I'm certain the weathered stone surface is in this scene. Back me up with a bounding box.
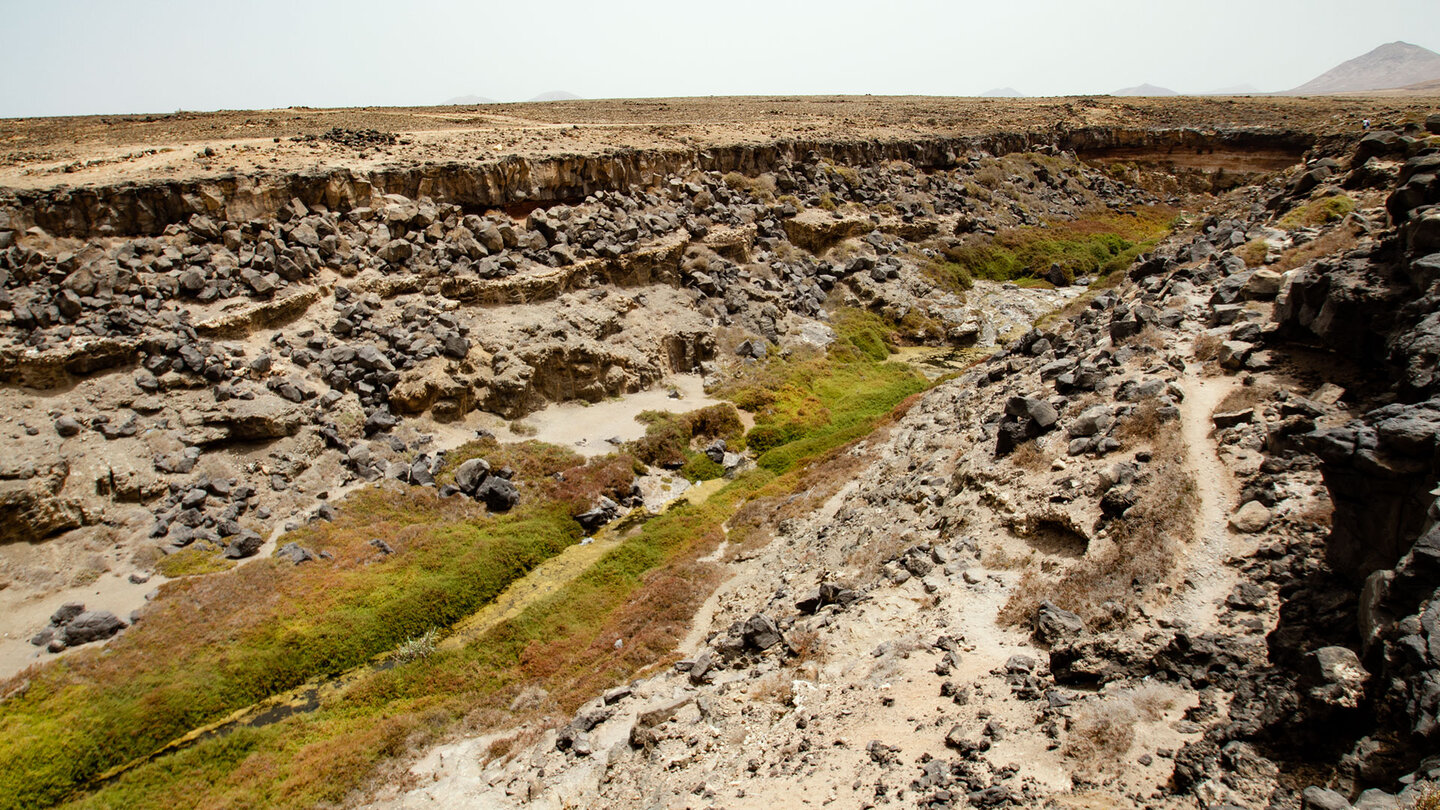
[1229,500,1272,533]
[474,476,519,511]
[60,611,126,646]
[453,458,491,494]
[0,468,84,544]
[1302,646,1369,710]
[742,613,783,650]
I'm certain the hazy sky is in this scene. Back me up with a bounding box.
[3,0,1438,117]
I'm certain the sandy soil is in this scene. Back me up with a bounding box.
[1173,367,1244,631]
[0,566,161,681]
[3,95,1436,192]
[485,373,735,454]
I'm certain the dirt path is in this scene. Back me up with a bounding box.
[1173,365,1243,629]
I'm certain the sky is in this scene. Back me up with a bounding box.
[2,0,1438,118]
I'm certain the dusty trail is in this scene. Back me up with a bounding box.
[1173,365,1243,630]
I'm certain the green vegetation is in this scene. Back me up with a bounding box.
[920,259,974,295]
[717,308,929,474]
[937,205,1177,286]
[153,547,233,578]
[57,466,783,810]
[1,307,937,810]
[0,445,621,810]
[1278,194,1355,229]
[628,404,745,481]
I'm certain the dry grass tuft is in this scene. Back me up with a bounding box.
[1214,380,1277,416]
[1001,402,1197,629]
[786,626,828,669]
[1008,440,1052,472]
[1113,400,1165,444]
[1270,224,1361,275]
[1063,683,1177,778]
[484,734,518,763]
[1192,333,1223,362]
[1239,238,1270,267]
[752,672,796,706]
[1126,325,1166,351]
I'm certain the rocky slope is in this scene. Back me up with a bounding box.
[2,101,1440,808]
[0,130,1159,677]
[350,127,1440,809]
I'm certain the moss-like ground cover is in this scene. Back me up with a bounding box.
[929,205,1177,289]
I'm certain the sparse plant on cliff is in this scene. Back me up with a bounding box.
[1411,787,1440,810]
[1240,237,1270,267]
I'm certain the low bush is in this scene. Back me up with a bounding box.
[1239,237,1270,267]
[154,548,233,578]
[1278,194,1355,229]
[628,404,745,473]
[1193,332,1223,362]
[1063,683,1177,780]
[939,205,1176,285]
[1000,402,1198,629]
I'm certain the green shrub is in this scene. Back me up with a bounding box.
[716,308,928,476]
[679,454,725,482]
[628,404,745,469]
[745,424,789,455]
[1278,194,1355,229]
[154,548,233,578]
[922,260,975,294]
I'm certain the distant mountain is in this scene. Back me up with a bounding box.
[979,87,1025,98]
[444,94,497,105]
[1200,83,1262,95]
[527,91,581,102]
[1288,41,1440,94]
[1112,83,1179,97]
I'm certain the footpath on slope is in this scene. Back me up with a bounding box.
[1173,366,1244,631]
